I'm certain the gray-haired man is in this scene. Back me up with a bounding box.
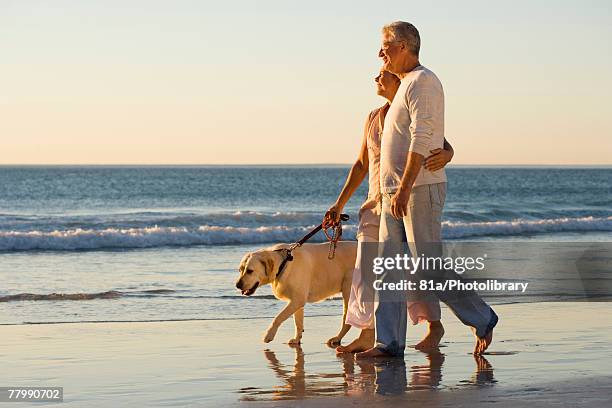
[356,21,498,358]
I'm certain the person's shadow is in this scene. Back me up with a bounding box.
[351,350,445,395]
[407,350,445,391]
[238,346,495,401]
[371,351,495,394]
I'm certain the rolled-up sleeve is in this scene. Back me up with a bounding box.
[406,80,434,157]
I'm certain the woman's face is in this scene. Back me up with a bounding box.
[375,70,400,98]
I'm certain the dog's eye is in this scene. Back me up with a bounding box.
[246,269,253,274]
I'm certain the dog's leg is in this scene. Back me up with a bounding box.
[288,306,304,345]
[263,301,305,343]
[327,278,352,347]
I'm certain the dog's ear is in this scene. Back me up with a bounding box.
[238,253,251,272]
[260,252,276,280]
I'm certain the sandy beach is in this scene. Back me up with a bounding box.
[2,301,611,407]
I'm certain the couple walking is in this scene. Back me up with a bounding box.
[323,21,498,357]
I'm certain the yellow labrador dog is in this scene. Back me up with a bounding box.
[235,241,357,345]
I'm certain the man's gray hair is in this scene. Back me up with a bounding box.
[382,21,420,56]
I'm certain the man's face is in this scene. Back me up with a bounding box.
[378,32,405,74]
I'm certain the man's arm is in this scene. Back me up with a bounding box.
[390,80,436,218]
[390,151,424,218]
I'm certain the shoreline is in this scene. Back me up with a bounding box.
[3,298,612,326]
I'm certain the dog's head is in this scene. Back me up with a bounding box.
[235,250,275,296]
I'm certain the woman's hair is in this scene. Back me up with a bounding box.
[380,68,400,82]
[385,70,400,81]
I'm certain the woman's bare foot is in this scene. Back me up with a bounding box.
[415,320,444,351]
[355,347,393,359]
[336,329,375,354]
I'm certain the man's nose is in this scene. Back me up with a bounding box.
[378,48,384,58]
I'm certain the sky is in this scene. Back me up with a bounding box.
[2,0,611,165]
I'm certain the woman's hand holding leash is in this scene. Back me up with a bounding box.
[323,203,343,229]
[322,207,349,259]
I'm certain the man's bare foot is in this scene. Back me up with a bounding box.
[474,329,493,355]
[474,310,498,355]
[355,347,393,359]
[415,321,444,351]
[336,329,375,354]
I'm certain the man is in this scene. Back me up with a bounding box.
[356,21,498,358]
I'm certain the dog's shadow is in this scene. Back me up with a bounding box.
[238,344,344,400]
[262,345,308,398]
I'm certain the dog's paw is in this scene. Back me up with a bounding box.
[288,337,301,345]
[326,336,341,347]
[263,329,276,343]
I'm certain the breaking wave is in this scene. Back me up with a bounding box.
[442,216,612,239]
[0,289,177,302]
[0,216,609,251]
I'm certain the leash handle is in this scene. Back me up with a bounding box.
[324,213,349,260]
[322,213,349,241]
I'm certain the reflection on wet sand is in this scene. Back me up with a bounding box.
[238,346,495,401]
[238,344,346,401]
[407,351,445,391]
[465,355,496,386]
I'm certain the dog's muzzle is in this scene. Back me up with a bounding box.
[241,282,259,296]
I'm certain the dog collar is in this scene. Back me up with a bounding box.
[274,248,294,280]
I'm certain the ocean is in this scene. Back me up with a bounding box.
[0,166,610,325]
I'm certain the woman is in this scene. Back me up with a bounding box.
[324,69,454,353]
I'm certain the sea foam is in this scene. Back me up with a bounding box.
[0,216,609,251]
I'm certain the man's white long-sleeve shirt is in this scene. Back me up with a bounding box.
[380,65,447,193]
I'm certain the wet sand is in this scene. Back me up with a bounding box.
[1,302,611,407]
